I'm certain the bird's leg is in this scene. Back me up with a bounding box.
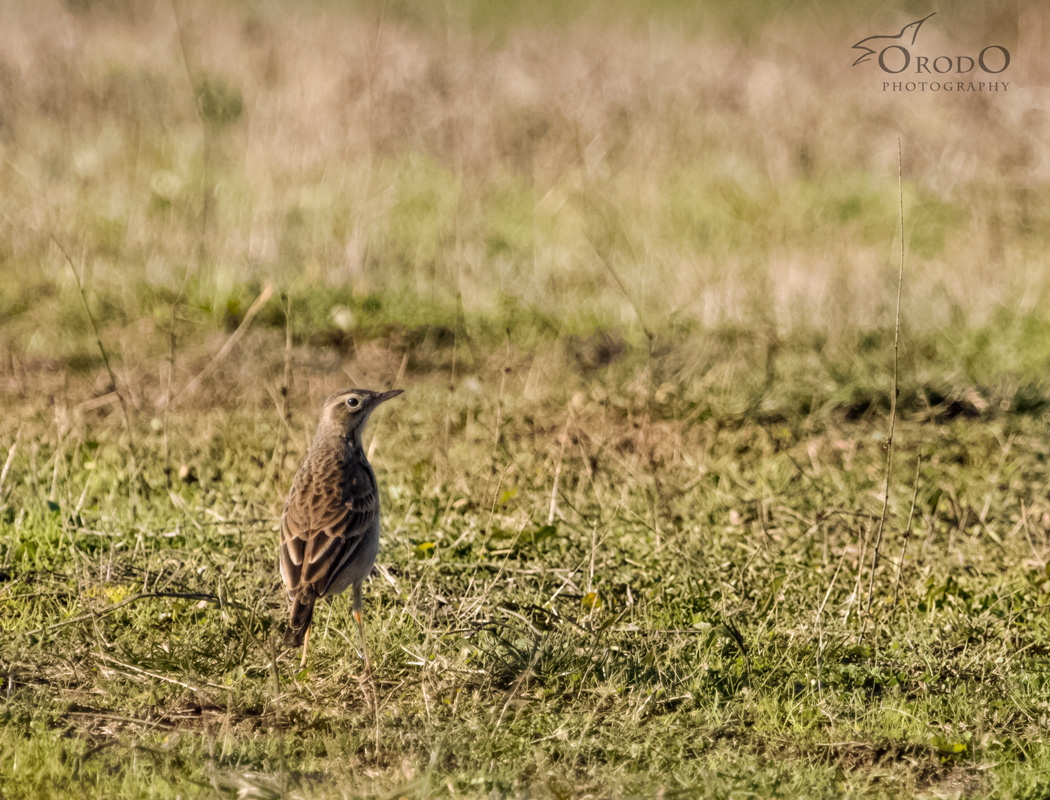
[299,625,311,670]
[353,610,370,676]
[353,583,371,677]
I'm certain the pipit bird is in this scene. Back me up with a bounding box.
[279,388,403,671]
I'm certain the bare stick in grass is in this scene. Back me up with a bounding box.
[51,236,137,464]
[161,285,185,488]
[48,406,66,505]
[864,135,907,617]
[0,426,23,508]
[892,453,922,613]
[492,330,511,465]
[366,351,407,465]
[843,520,871,625]
[1021,499,1044,568]
[160,283,274,409]
[170,0,214,268]
[586,234,660,536]
[265,293,295,488]
[548,413,572,524]
[444,297,461,460]
[160,254,199,487]
[816,548,848,693]
[281,292,293,430]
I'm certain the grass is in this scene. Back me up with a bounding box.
[10,348,1050,799]
[3,0,1050,797]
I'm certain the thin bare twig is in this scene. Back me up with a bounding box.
[51,236,136,461]
[97,652,214,694]
[548,413,572,524]
[892,453,923,611]
[864,135,907,617]
[266,293,295,487]
[366,351,407,464]
[492,331,511,464]
[0,426,23,503]
[170,0,213,267]
[162,290,181,487]
[816,548,848,693]
[160,253,199,487]
[159,283,274,409]
[843,520,871,625]
[281,293,293,426]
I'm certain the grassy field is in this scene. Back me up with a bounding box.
[3,1,1050,797]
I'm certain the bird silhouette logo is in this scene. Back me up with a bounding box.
[851,12,937,67]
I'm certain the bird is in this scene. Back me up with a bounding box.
[851,12,936,67]
[278,387,403,672]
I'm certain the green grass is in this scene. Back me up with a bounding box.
[4,327,1050,798]
[3,0,1050,797]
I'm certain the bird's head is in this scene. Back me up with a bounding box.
[318,388,403,444]
[903,12,936,42]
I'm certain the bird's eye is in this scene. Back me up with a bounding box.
[346,396,360,409]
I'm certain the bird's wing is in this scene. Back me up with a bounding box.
[279,456,379,600]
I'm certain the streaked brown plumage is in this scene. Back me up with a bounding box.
[279,387,402,670]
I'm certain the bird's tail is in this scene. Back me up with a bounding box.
[284,595,316,647]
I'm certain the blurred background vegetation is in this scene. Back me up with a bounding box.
[1,0,1046,415]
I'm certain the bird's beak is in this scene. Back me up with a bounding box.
[373,389,404,406]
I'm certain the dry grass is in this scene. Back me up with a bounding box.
[1,0,1048,342]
